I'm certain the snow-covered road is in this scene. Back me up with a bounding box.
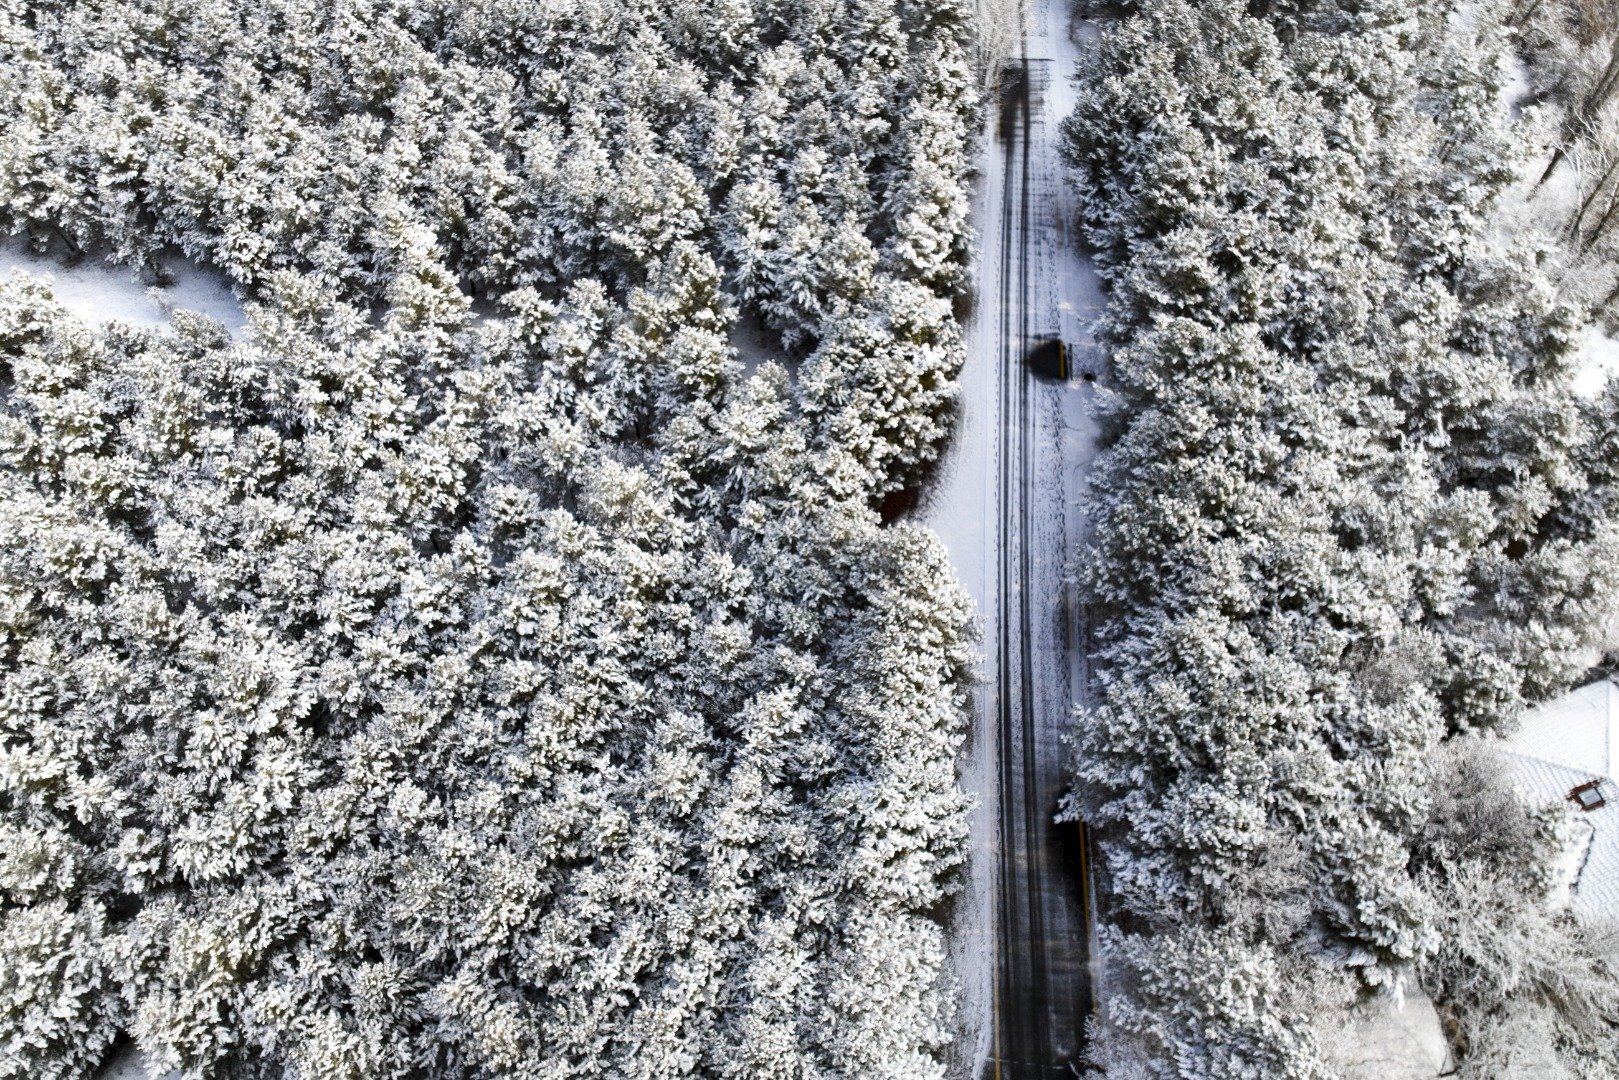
[926,1,1104,1075]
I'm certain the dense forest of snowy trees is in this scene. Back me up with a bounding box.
[0,1,981,1077]
[1064,1,1619,1076]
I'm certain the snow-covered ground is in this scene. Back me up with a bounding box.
[926,105,1003,1075]
[1494,163,1619,399]
[1315,992,1453,1080]
[97,1045,178,1080]
[729,308,799,380]
[1,234,246,334]
[1573,322,1619,397]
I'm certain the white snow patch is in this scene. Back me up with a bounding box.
[928,112,1001,1080]
[1519,153,1583,237]
[1315,991,1453,1080]
[1,235,247,334]
[1574,323,1619,397]
[1502,51,1534,122]
[729,308,796,380]
[95,1044,178,1080]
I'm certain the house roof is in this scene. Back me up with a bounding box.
[1497,679,1619,920]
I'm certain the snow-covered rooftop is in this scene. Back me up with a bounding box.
[1498,679,1619,919]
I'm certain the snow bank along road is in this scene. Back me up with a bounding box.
[927,0,1103,1075]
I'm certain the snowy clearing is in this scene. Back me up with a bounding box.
[1,234,246,334]
[1573,323,1619,397]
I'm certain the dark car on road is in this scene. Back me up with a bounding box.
[1028,336,1067,380]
